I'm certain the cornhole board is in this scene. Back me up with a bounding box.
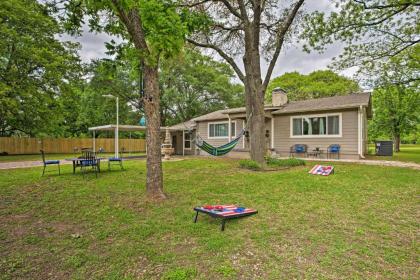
[193,205,258,231]
[309,164,334,176]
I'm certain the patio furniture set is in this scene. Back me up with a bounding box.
[289,144,341,159]
[40,149,123,177]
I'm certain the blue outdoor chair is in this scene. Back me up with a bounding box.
[80,151,99,178]
[290,144,308,158]
[327,144,341,159]
[40,150,60,176]
[108,152,123,170]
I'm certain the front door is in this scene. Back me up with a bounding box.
[172,135,178,154]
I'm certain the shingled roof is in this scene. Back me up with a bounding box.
[272,93,371,115]
[168,110,228,130]
[169,93,371,130]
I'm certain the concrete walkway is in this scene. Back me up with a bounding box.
[0,160,73,170]
[1,157,419,170]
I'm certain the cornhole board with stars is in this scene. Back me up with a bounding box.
[193,205,258,231]
[309,164,334,176]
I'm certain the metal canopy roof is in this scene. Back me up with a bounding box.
[88,124,178,132]
[88,124,147,132]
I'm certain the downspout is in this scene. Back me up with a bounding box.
[242,119,245,149]
[182,130,185,156]
[358,105,365,159]
[271,117,274,149]
[228,116,232,142]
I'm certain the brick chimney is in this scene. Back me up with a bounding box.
[272,87,288,106]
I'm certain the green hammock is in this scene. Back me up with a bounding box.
[195,130,245,156]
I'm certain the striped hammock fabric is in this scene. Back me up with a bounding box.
[195,130,244,156]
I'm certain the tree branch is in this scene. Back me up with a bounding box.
[236,0,249,22]
[187,38,245,82]
[353,0,419,10]
[263,0,305,90]
[111,0,149,54]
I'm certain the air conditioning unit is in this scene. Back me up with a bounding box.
[375,140,393,156]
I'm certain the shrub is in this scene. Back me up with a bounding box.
[239,159,262,170]
[266,157,305,167]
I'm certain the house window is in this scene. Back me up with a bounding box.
[291,113,341,137]
[208,122,236,138]
[184,132,191,149]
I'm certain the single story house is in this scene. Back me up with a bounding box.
[168,89,372,159]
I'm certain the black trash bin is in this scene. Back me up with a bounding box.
[375,140,393,156]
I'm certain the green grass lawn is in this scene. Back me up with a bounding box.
[0,158,418,279]
[0,152,146,162]
[366,143,420,164]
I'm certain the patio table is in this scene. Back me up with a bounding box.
[193,205,258,231]
[308,150,323,158]
[65,157,104,174]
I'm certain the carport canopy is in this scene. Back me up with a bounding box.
[88,124,177,156]
[88,124,147,132]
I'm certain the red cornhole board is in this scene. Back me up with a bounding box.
[309,164,334,176]
[193,205,258,231]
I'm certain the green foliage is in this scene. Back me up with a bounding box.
[368,45,419,144]
[369,86,419,142]
[239,159,262,170]
[266,157,306,168]
[0,0,81,136]
[59,0,201,66]
[267,70,360,102]
[302,1,418,78]
[75,59,140,136]
[160,49,244,125]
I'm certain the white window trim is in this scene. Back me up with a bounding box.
[184,131,192,150]
[208,121,236,139]
[289,113,343,138]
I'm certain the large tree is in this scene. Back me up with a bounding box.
[370,86,418,152]
[186,0,305,164]
[160,49,244,125]
[75,59,137,136]
[267,70,360,102]
[0,0,81,136]
[56,0,194,199]
[369,46,419,151]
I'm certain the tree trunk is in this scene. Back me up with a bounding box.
[144,64,166,199]
[394,134,400,152]
[243,25,266,165]
[244,79,266,164]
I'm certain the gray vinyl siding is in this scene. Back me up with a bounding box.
[196,119,244,155]
[272,109,360,159]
